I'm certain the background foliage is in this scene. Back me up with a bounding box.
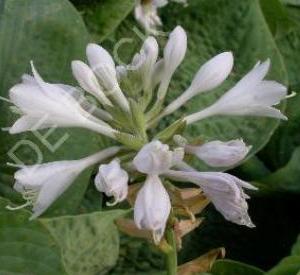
[0,0,300,274]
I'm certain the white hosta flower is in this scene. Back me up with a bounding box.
[134,0,163,34]
[165,170,257,227]
[185,60,288,124]
[134,175,171,243]
[8,147,120,219]
[162,52,233,116]
[185,139,251,167]
[9,62,116,138]
[158,26,187,100]
[134,1,187,34]
[95,160,128,205]
[133,140,174,174]
[71,60,112,106]
[86,43,130,111]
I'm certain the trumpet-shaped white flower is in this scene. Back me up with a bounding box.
[162,52,233,116]
[185,60,288,124]
[86,43,130,111]
[133,140,174,174]
[134,175,171,244]
[71,60,112,106]
[8,147,120,219]
[9,62,116,138]
[185,139,251,167]
[95,159,128,205]
[164,170,257,227]
[157,26,187,100]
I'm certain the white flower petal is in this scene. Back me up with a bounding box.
[186,139,250,167]
[133,140,174,174]
[164,170,256,227]
[134,175,171,243]
[95,159,128,205]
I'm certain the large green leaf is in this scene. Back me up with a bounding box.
[0,198,66,274]
[267,256,300,275]
[0,197,127,274]
[107,0,287,170]
[0,0,103,215]
[41,209,127,275]
[255,147,300,193]
[210,260,264,275]
[71,0,135,42]
[291,234,300,256]
[266,234,300,275]
[258,6,300,170]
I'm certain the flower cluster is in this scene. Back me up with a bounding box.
[6,26,287,244]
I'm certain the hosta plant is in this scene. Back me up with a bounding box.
[4,25,288,274]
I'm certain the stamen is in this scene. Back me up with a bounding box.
[106,198,119,207]
[6,201,31,211]
[286,91,297,99]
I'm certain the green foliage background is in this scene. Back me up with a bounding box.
[0,0,300,274]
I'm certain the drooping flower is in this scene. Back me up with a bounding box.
[134,174,171,244]
[95,159,128,205]
[184,60,288,124]
[164,170,257,227]
[8,147,120,219]
[134,0,187,34]
[9,62,116,138]
[185,139,251,167]
[132,140,182,243]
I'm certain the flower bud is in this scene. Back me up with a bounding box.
[186,139,251,167]
[95,159,128,206]
[71,60,111,106]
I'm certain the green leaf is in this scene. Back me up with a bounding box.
[40,209,127,275]
[71,0,135,42]
[291,234,300,256]
[0,197,66,274]
[107,0,288,170]
[281,0,300,6]
[210,259,264,275]
[255,147,300,193]
[0,0,102,215]
[267,256,300,275]
[260,0,295,38]
[259,6,300,170]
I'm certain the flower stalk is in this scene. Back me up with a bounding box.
[165,227,178,275]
